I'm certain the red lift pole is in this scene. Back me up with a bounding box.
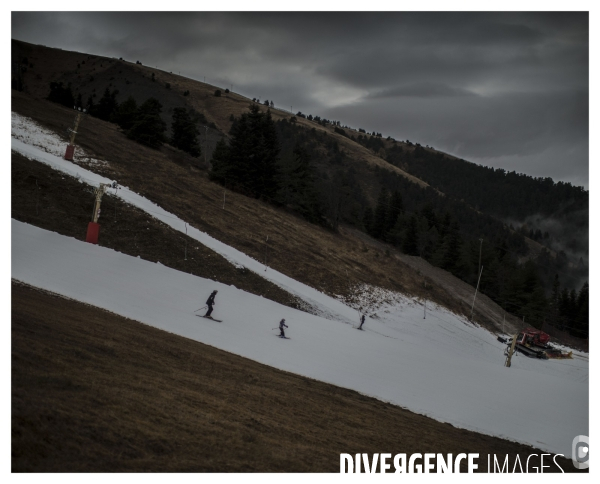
[86,183,110,244]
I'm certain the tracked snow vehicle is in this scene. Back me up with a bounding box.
[510,328,572,359]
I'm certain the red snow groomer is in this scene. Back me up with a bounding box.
[513,328,572,359]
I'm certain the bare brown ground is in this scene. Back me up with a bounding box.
[11,91,456,308]
[11,151,300,311]
[12,283,578,472]
[13,39,426,198]
[346,227,525,335]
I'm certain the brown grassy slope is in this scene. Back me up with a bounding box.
[12,283,577,472]
[12,37,547,269]
[12,89,524,332]
[346,228,523,334]
[12,39,426,197]
[11,151,300,310]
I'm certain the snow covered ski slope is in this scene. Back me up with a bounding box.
[12,220,588,457]
[11,112,354,324]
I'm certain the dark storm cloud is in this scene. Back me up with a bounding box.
[11,11,588,187]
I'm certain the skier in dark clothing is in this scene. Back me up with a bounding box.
[205,290,218,317]
[279,318,288,338]
[358,314,366,330]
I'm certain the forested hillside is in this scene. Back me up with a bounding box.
[383,143,588,259]
[11,39,588,339]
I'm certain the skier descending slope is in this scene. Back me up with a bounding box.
[204,290,218,318]
[358,314,366,330]
[278,318,289,339]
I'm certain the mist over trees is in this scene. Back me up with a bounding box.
[384,143,589,263]
[358,180,588,338]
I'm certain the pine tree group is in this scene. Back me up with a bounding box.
[91,88,119,121]
[279,145,324,224]
[211,104,280,200]
[126,98,167,149]
[47,81,74,108]
[112,96,138,131]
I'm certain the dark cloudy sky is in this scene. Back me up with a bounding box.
[12,11,589,188]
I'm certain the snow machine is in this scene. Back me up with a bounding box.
[509,328,572,359]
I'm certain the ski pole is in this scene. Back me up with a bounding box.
[194,306,207,312]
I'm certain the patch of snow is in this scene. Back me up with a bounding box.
[11,112,588,457]
[11,112,108,167]
[11,116,356,324]
[11,220,588,458]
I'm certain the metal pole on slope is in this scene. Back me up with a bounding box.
[478,238,483,275]
[35,179,39,215]
[470,265,484,322]
[264,235,269,271]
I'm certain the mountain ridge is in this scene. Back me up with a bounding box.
[11,39,588,339]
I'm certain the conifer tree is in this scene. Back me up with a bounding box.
[575,282,589,338]
[402,214,419,255]
[127,98,166,149]
[170,107,201,157]
[280,145,324,224]
[112,96,138,130]
[386,190,404,235]
[522,285,548,329]
[434,219,461,271]
[549,274,561,325]
[372,190,389,239]
[439,212,452,239]
[92,87,119,121]
[421,203,437,229]
[387,214,405,247]
[362,206,374,235]
[47,81,74,108]
[210,138,231,182]
[224,104,281,199]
